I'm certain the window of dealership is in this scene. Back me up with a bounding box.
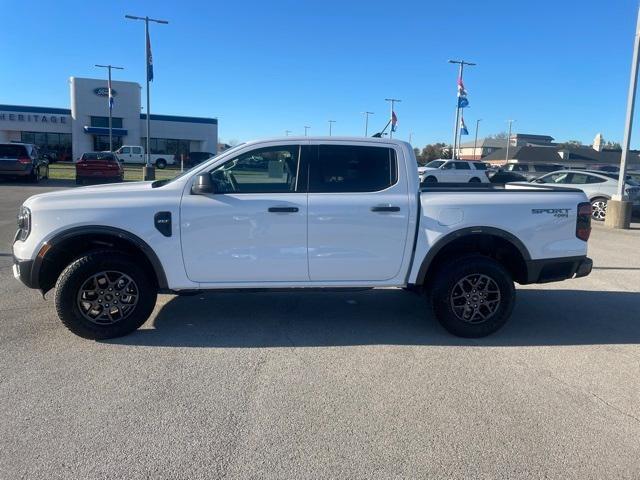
[0,77,218,160]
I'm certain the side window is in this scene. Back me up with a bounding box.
[210,145,300,193]
[442,162,455,170]
[132,147,142,154]
[569,173,590,184]
[454,162,471,170]
[309,145,397,193]
[541,172,570,184]
[509,164,529,172]
[586,175,606,184]
[473,162,487,170]
[120,147,131,154]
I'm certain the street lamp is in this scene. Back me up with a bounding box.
[285,130,292,136]
[473,118,482,160]
[125,14,168,181]
[304,126,311,136]
[328,120,336,136]
[361,111,374,136]
[94,64,124,152]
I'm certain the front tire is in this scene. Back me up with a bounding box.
[424,175,437,183]
[591,197,608,221]
[469,177,481,183]
[430,255,515,338]
[54,251,157,339]
[155,159,167,169]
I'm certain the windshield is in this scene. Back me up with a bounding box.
[151,144,246,188]
[425,160,445,168]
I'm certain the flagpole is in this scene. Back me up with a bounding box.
[385,98,401,138]
[125,13,168,180]
[448,59,476,159]
[95,64,124,152]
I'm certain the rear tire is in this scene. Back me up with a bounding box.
[424,176,437,183]
[430,255,515,338]
[156,159,167,169]
[54,251,157,340]
[28,167,39,183]
[469,177,481,183]
[591,197,608,221]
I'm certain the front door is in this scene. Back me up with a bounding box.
[307,143,410,281]
[180,144,309,283]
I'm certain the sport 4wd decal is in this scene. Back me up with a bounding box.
[531,208,570,218]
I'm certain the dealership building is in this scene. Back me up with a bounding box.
[0,77,218,161]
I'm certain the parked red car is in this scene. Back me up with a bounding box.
[75,152,124,185]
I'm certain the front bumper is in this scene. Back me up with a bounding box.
[524,256,592,284]
[12,256,38,289]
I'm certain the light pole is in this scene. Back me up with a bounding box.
[473,118,482,160]
[385,99,401,138]
[408,132,414,144]
[304,126,311,136]
[361,111,374,136]
[505,119,515,163]
[448,59,476,159]
[94,64,124,152]
[125,14,168,181]
[285,130,292,136]
[607,6,640,228]
[328,120,336,136]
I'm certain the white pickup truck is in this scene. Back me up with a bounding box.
[114,145,175,169]
[13,137,593,340]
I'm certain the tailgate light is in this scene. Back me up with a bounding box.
[576,202,591,241]
[17,156,31,164]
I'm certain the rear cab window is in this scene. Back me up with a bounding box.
[309,145,397,193]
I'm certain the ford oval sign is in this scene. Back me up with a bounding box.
[93,87,117,97]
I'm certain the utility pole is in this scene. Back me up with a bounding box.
[408,132,414,144]
[125,14,168,181]
[607,6,640,228]
[448,59,476,159]
[385,98,401,138]
[94,64,124,152]
[304,126,310,136]
[473,118,482,160]
[361,111,374,136]
[505,119,515,163]
[328,120,336,136]
[285,130,292,136]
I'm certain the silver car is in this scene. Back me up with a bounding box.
[526,170,640,221]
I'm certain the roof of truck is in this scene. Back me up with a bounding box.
[241,136,411,146]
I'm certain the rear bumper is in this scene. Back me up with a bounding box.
[524,255,592,284]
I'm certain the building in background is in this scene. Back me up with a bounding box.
[0,77,217,161]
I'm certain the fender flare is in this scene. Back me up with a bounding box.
[414,226,532,285]
[35,225,168,290]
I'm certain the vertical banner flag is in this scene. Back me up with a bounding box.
[147,29,154,82]
[460,117,469,135]
[457,76,469,108]
[108,77,114,112]
[391,111,398,132]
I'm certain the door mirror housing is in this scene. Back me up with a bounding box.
[191,172,215,195]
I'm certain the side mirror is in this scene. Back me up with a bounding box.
[191,172,215,195]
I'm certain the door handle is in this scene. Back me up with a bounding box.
[371,205,400,212]
[268,206,299,213]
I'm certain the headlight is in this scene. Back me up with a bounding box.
[16,206,31,241]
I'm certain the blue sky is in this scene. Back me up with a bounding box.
[1,0,639,147]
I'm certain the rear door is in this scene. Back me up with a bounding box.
[307,143,410,281]
[131,146,144,163]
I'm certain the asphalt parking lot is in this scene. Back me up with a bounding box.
[1,179,639,479]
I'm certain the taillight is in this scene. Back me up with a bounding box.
[576,202,591,241]
[17,156,31,164]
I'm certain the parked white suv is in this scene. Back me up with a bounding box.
[13,137,592,340]
[421,159,490,183]
[524,170,640,221]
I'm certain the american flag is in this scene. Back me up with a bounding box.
[391,110,398,132]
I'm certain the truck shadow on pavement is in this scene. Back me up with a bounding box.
[106,289,640,348]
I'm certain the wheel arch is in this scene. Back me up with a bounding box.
[414,227,532,287]
[34,226,168,294]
